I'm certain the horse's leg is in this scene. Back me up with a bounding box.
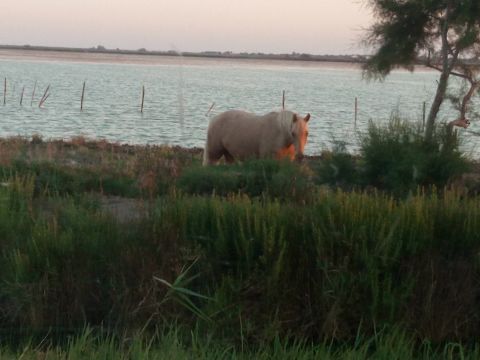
[224,150,235,164]
[203,145,223,166]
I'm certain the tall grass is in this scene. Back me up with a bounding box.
[177,159,313,201]
[0,134,479,354]
[1,326,480,359]
[1,178,480,345]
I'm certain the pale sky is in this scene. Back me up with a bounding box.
[0,0,372,54]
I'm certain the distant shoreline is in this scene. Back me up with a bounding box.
[0,44,368,64]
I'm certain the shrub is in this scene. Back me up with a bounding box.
[360,115,469,195]
[315,141,359,188]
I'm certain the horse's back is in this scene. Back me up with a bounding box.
[207,110,271,160]
[205,110,291,163]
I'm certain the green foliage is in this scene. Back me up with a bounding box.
[1,326,480,359]
[0,139,479,354]
[2,180,480,345]
[177,159,313,201]
[0,160,139,197]
[315,142,359,188]
[364,0,480,78]
[360,116,469,195]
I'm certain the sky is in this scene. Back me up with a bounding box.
[0,0,373,55]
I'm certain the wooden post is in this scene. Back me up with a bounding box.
[80,81,86,111]
[141,85,145,113]
[422,101,426,129]
[39,85,50,108]
[282,90,285,110]
[205,102,215,117]
[31,80,37,106]
[40,93,50,107]
[354,97,358,128]
[3,78,6,106]
[20,86,25,106]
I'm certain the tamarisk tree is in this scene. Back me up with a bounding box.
[363,0,480,140]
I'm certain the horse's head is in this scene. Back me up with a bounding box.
[291,113,311,160]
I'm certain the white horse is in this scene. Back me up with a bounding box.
[203,110,310,165]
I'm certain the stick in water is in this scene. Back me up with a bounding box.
[39,85,50,108]
[141,85,145,113]
[80,81,86,111]
[205,102,216,117]
[39,93,50,108]
[282,90,285,110]
[31,80,37,106]
[20,86,25,106]
[354,97,358,128]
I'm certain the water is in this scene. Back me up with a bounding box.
[0,50,478,156]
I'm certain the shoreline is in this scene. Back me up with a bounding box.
[0,47,364,70]
[0,44,367,64]
[0,46,439,73]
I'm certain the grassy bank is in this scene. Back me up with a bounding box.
[0,122,480,357]
[2,181,480,338]
[2,327,480,359]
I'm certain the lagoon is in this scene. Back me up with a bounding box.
[0,49,478,156]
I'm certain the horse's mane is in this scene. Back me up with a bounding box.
[276,110,296,133]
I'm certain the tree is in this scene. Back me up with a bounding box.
[363,0,480,141]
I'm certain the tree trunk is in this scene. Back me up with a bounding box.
[425,70,450,141]
[459,79,480,120]
[425,8,457,142]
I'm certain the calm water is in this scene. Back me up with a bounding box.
[0,50,478,156]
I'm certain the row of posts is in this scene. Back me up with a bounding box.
[353,96,428,128]
[2,79,428,125]
[2,78,146,113]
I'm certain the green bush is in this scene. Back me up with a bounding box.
[360,116,469,195]
[315,141,359,187]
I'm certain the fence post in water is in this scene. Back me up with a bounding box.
[354,97,358,128]
[80,81,86,111]
[205,102,215,117]
[39,85,50,108]
[20,86,25,106]
[31,80,37,106]
[422,101,426,129]
[3,78,6,106]
[141,85,145,113]
[282,90,285,110]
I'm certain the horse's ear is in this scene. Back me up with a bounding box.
[304,113,311,122]
[292,114,298,123]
